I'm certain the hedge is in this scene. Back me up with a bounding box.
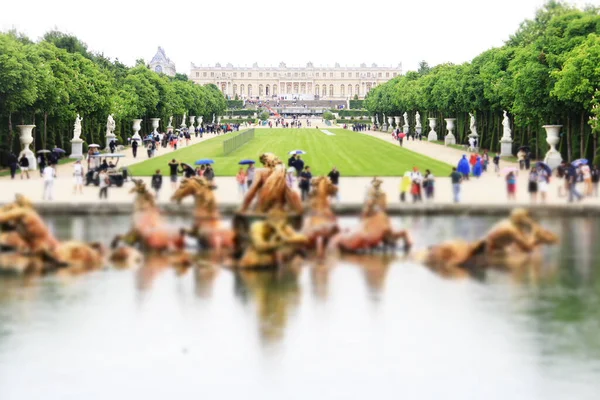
[338,109,370,117]
[225,109,255,116]
[220,118,257,124]
[335,119,370,124]
[227,100,244,108]
[349,100,364,109]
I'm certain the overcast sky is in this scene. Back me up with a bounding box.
[1,0,596,74]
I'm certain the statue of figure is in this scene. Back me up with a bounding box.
[106,114,115,135]
[168,116,173,127]
[181,113,187,127]
[383,113,386,124]
[469,113,476,134]
[212,114,216,124]
[415,112,421,128]
[73,114,83,140]
[375,114,380,125]
[502,110,511,138]
[403,112,408,125]
[240,153,303,214]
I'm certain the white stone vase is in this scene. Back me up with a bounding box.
[150,118,160,135]
[189,116,196,132]
[132,119,143,143]
[427,118,437,141]
[444,118,457,146]
[543,125,563,169]
[17,125,38,169]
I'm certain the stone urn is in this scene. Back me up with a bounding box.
[427,118,437,141]
[371,116,375,125]
[444,118,457,146]
[197,116,203,127]
[150,118,160,135]
[387,117,393,127]
[132,118,143,143]
[189,116,196,132]
[17,125,37,169]
[543,125,563,169]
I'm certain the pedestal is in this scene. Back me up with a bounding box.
[403,124,409,134]
[427,131,437,141]
[445,134,456,146]
[543,124,563,169]
[17,125,37,170]
[105,133,116,150]
[70,138,84,159]
[500,139,513,157]
[416,127,422,138]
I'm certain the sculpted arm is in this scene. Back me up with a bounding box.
[241,171,264,212]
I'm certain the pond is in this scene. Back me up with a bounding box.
[0,215,599,399]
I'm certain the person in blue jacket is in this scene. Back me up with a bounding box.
[457,155,470,180]
[473,156,483,178]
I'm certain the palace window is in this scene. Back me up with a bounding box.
[329,84,334,96]
[211,72,214,77]
[273,84,277,95]
[340,85,345,96]
[378,72,382,78]
[248,72,252,77]
[240,84,245,95]
[301,72,305,77]
[367,72,371,78]
[348,84,352,97]
[248,84,253,96]
[241,72,245,77]
[266,72,270,77]
[356,72,359,78]
[355,84,360,96]
[341,72,344,78]
[196,72,199,77]
[386,72,389,78]
[259,84,264,95]
[233,72,237,77]
[330,72,333,78]
[233,84,237,95]
[322,84,327,96]
[315,85,320,97]
[316,72,319,78]
[259,73,263,78]
[294,72,298,78]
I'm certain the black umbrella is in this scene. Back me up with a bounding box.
[52,148,66,153]
[518,145,530,151]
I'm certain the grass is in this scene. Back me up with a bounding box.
[129,128,453,177]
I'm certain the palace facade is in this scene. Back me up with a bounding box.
[189,62,402,100]
[149,47,177,77]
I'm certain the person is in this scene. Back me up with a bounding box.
[450,167,462,203]
[132,139,138,158]
[400,171,411,202]
[327,166,340,201]
[517,149,526,170]
[528,167,539,203]
[19,155,30,179]
[237,167,248,196]
[457,155,470,181]
[99,159,109,171]
[99,170,109,199]
[288,154,296,167]
[581,162,592,196]
[299,165,312,201]
[8,152,17,179]
[423,169,435,200]
[493,153,500,175]
[294,155,305,177]
[204,165,215,182]
[38,155,46,177]
[591,164,599,197]
[506,171,517,201]
[285,167,295,189]
[472,157,483,178]
[73,160,84,195]
[410,167,423,202]
[42,164,55,201]
[469,153,477,171]
[151,169,163,198]
[537,166,549,204]
[247,163,256,189]
[180,163,195,179]
[166,159,179,189]
[109,140,116,153]
[525,150,532,170]
[566,163,582,203]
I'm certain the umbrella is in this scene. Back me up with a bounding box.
[536,161,552,175]
[572,158,588,167]
[88,144,100,148]
[518,145,530,151]
[288,150,306,155]
[52,148,66,153]
[195,159,214,165]
[502,167,518,175]
[181,162,194,171]
[399,133,406,139]
[37,150,51,154]
[238,159,255,165]
[143,138,154,142]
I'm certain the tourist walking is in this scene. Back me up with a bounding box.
[493,153,500,175]
[109,140,116,153]
[591,165,599,197]
[288,154,296,167]
[566,164,583,203]
[410,167,423,203]
[472,157,483,178]
[528,168,539,203]
[168,159,179,189]
[151,169,163,198]
[247,163,256,188]
[19,155,30,179]
[294,156,305,177]
[204,165,215,182]
[38,155,46,177]
[506,171,517,201]
[299,166,312,201]
[457,155,470,181]
[132,139,138,158]
[537,166,549,204]
[99,170,109,199]
[73,160,84,195]
[450,167,462,203]
[8,152,17,179]
[400,171,411,202]
[42,164,55,201]
[423,169,435,201]
[327,166,340,201]
[237,168,247,196]
[581,162,592,196]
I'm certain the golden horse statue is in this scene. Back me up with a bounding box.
[111,179,185,253]
[0,194,105,274]
[328,178,412,254]
[171,176,235,255]
[240,153,303,214]
[302,176,339,256]
[415,208,559,278]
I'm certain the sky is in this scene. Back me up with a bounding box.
[1,0,597,74]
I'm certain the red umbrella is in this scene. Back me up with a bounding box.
[399,133,406,139]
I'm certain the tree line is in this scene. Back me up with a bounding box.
[364,1,600,162]
[0,30,227,158]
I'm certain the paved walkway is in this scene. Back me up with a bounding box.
[1,125,597,207]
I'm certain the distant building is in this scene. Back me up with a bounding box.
[189,61,402,100]
[149,47,176,77]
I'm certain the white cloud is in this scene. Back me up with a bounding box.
[1,0,596,74]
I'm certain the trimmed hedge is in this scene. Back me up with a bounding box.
[349,100,364,109]
[339,109,370,117]
[220,118,257,124]
[335,119,370,124]
[227,100,244,108]
[225,109,255,116]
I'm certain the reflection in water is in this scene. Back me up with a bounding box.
[1,215,600,398]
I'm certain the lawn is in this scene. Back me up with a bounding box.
[129,128,453,177]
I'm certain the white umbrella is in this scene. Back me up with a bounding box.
[288,150,307,155]
[88,144,100,148]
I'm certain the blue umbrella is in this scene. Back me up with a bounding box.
[536,161,552,175]
[288,150,306,155]
[195,159,214,165]
[238,159,255,165]
[572,159,588,167]
[52,148,66,154]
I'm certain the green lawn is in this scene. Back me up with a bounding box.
[129,128,452,177]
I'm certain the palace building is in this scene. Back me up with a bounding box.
[149,47,177,77]
[189,61,402,100]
